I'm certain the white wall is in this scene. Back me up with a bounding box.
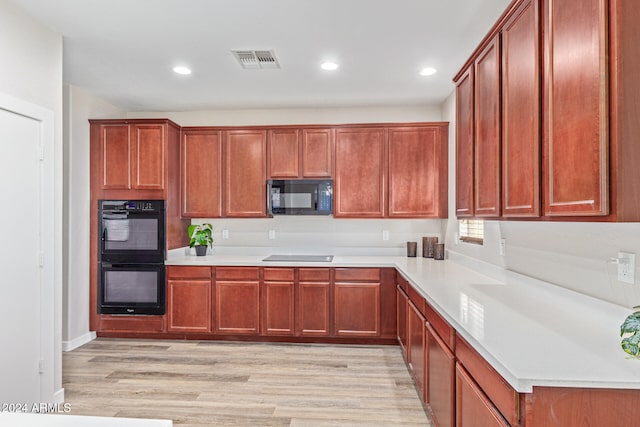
[441,90,640,308]
[63,85,123,350]
[0,0,63,402]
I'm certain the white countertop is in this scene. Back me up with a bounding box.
[166,248,640,392]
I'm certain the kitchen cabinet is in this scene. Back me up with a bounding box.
[542,0,608,217]
[180,129,222,218]
[215,267,260,335]
[427,323,455,427]
[473,35,501,218]
[262,268,295,336]
[501,0,540,217]
[166,266,212,333]
[397,285,409,359]
[223,130,267,217]
[454,0,640,221]
[334,268,381,337]
[268,128,333,179]
[334,128,386,218]
[99,123,131,190]
[455,363,509,427]
[407,299,427,401]
[297,268,331,337]
[455,66,475,218]
[388,126,448,218]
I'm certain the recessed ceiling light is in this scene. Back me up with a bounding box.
[321,61,339,71]
[420,67,437,76]
[173,66,192,75]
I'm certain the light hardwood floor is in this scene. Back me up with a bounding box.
[62,339,432,426]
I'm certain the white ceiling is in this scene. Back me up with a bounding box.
[11,0,511,112]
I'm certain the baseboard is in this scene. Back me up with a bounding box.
[62,331,96,352]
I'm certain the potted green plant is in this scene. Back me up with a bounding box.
[188,223,213,256]
[620,306,640,359]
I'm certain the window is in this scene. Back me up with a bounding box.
[459,219,484,244]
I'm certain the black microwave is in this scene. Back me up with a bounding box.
[267,180,333,215]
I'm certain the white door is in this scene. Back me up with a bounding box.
[0,106,45,403]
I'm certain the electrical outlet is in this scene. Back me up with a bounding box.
[618,252,636,284]
[382,230,389,241]
[222,229,229,239]
[268,230,276,240]
[499,239,506,256]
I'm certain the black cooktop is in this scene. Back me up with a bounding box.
[262,255,334,262]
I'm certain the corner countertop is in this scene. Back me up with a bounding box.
[166,249,640,393]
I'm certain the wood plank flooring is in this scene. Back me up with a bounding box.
[62,339,432,426]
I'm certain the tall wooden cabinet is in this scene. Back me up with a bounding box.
[455,67,475,218]
[388,126,448,218]
[501,0,540,218]
[334,128,387,218]
[181,129,222,218]
[223,130,267,217]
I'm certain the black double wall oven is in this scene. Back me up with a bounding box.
[98,200,166,315]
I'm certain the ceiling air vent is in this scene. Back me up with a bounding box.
[232,50,280,69]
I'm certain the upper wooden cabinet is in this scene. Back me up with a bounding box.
[474,36,501,218]
[180,129,222,218]
[455,67,475,218]
[501,0,540,217]
[454,0,640,221]
[92,120,177,193]
[542,0,608,217]
[223,130,267,217]
[334,128,387,218]
[388,125,448,218]
[268,128,333,179]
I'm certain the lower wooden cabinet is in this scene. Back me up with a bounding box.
[166,266,212,333]
[408,300,427,401]
[297,268,331,336]
[334,282,381,337]
[456,363,509,427]
[397,285,409,358]
[215,267,260,335]
[427,323,455,427]
[262,268,295,336]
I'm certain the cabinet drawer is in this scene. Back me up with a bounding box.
[299,268,330,282]
[263,268,294,282]
[397,273,409,293]
[100,316,165,332]
[456,336,519,426]
[215,267,260,281]
[335,268,380,282]
[166,266,211,280]
[425,301,455,350]
[407,286,426,317]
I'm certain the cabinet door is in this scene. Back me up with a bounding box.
[268,129,300,178]
[408,300,427,402]
[455,67,474,217]
[223,130,267,217]
[301,128,333,178]
[297,282,330,336]
[262,281,295,336]
[216,281,260,335]
[501,0,541,218]
[334,128,386,218]
[388,126,447,218]
[167,279,211,332]
[100,123,131,190]
[397,286,409,359]
[334,282,380,337]
[427,324,455,427]
[181,130,222,218]
[474,36,501,217]
[543,0,608,216]
[132,123,165,190]
[456,364,509,427]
